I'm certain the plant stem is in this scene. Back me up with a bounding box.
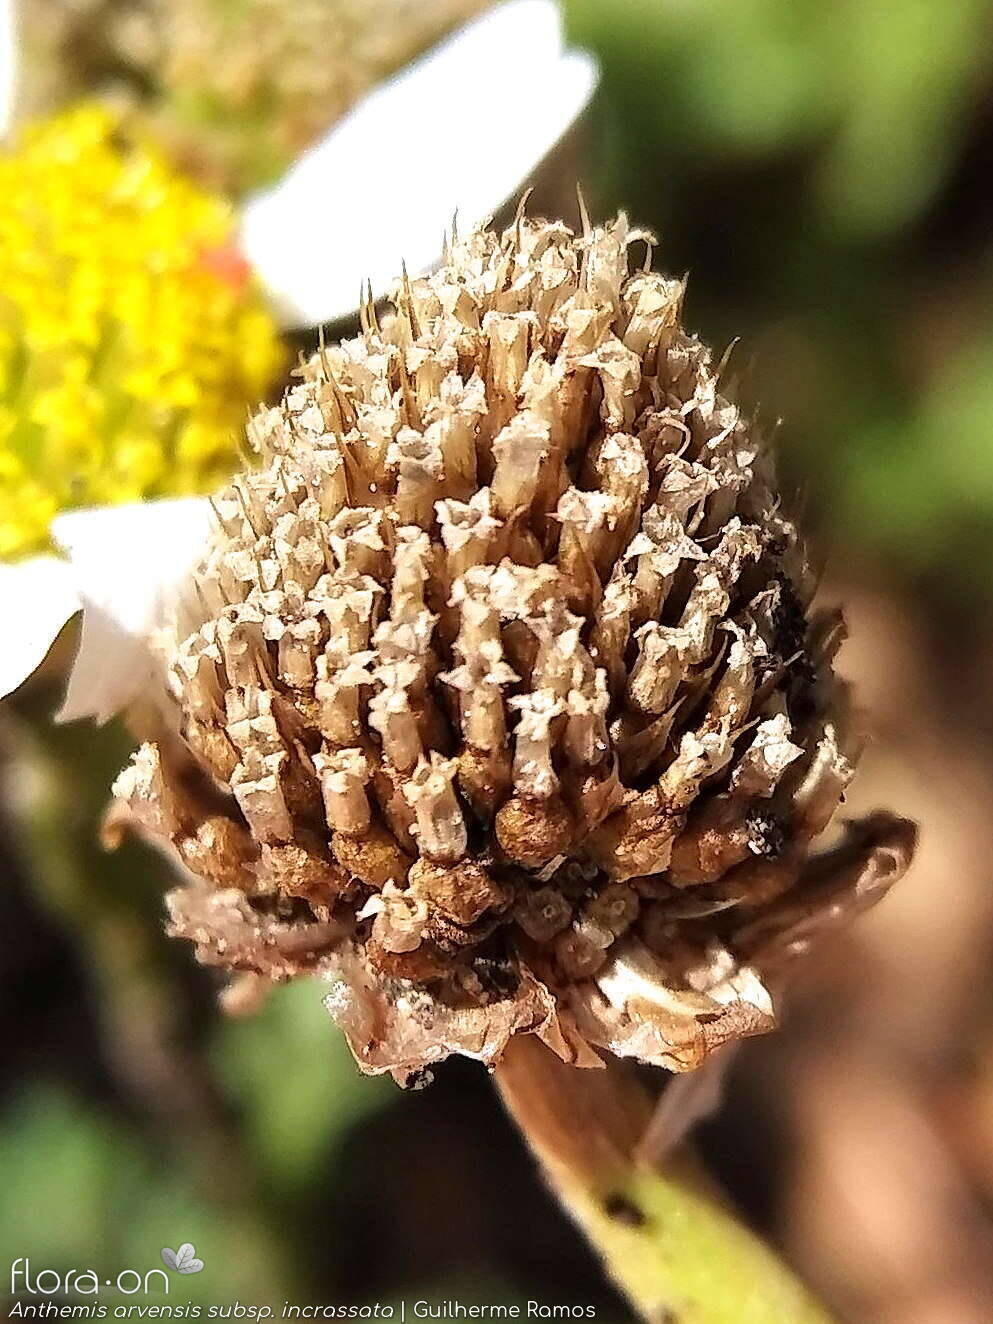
[494,1034,834,1324]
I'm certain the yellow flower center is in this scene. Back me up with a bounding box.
[0,104,285,559]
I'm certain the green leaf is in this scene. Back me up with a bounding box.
[212,978,393,1195]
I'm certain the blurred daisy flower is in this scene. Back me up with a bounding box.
[0,0,598,717]
[16,0,493,194]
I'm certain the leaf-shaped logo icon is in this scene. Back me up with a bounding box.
[161,1244,204,1274]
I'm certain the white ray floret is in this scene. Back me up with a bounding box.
[53,498,213,723]
[240,0,599,328]
[0,498,212,716]
[0,556,81,700]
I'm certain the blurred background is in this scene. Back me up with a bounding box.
[2,1,993,1321]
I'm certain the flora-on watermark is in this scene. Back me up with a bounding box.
[10,1244,204,1300]
[161,1247,204,1276]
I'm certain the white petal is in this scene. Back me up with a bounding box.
[53,498,212,724]
[0,556,81,700]
[0,0,15,140]
[241,0,599,329]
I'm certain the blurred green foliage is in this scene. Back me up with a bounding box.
[213,980,392,1199]
[0,975,390,1305]
[566,0,993,597]
[0,1086,286,1304]
[568,0,991,234]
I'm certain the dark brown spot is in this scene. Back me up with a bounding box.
[746,809,785,859]
[472,954,520,999]
[400,1067,435,1091]
[602,1191,647,1227]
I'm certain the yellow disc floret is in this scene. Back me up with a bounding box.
[0,104,286,558]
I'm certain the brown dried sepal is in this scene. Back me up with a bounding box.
[166,881,345,981]
[408,857,511,927]
[667,799,783,888]
[588,788,685,882]
[258,835,354,914]
[178,814,258,891]
[495,795,574,868]
[331,823,411,889]
[365,935,454,985]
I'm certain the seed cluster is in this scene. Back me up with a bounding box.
[114,214,913,1081]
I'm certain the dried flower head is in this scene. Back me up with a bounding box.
[0,104,284,559]
[112,212,915,1083]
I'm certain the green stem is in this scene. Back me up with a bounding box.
[494,1035,833,1324]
